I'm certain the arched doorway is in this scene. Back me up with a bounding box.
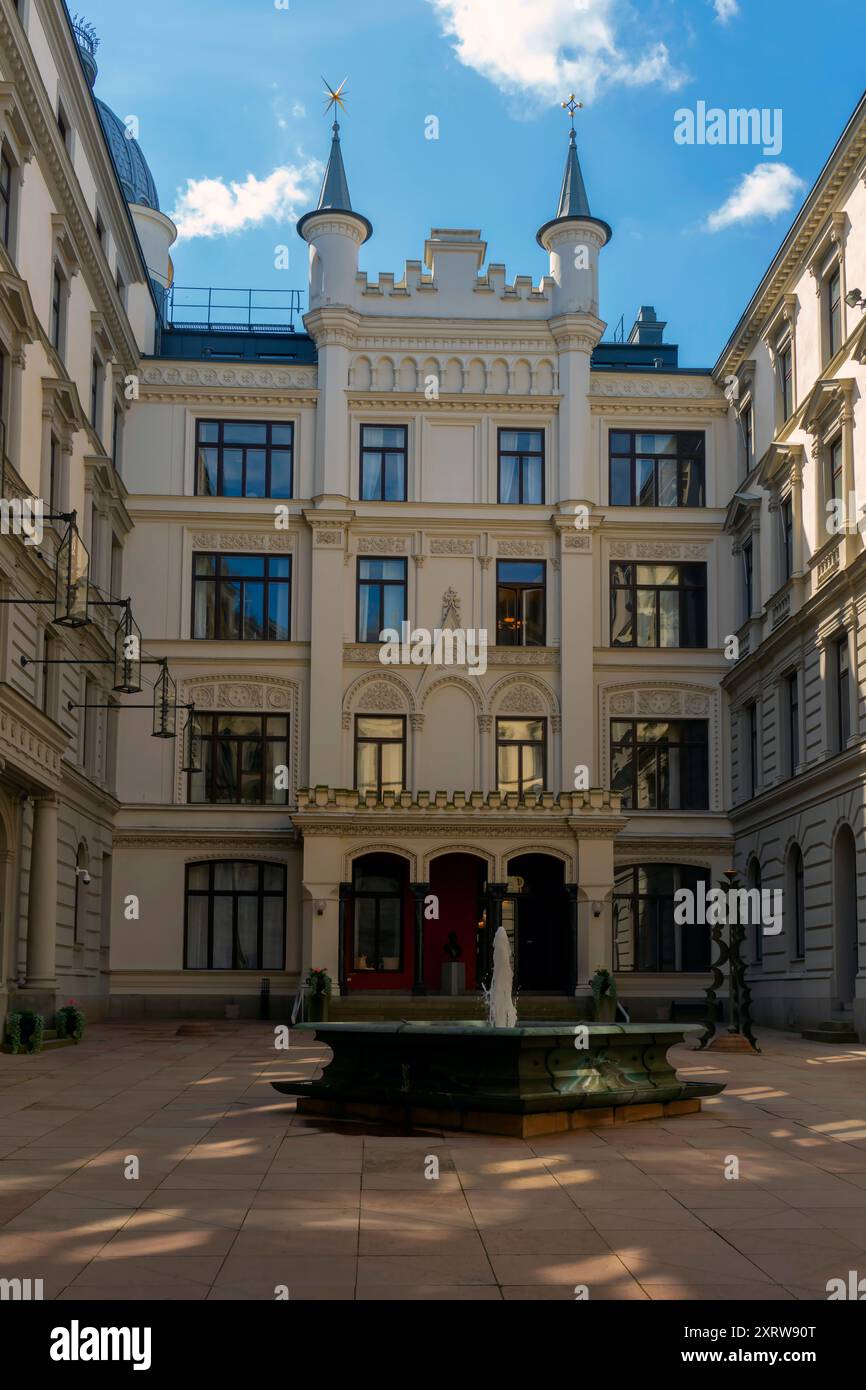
[833,825,859,1008]
[345,852,412,991]
[426,853,488,991]
[506,853,569,992]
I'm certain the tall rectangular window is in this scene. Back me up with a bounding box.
[610,719,709,810]
[780,496,793,581]
[742,536,753,621]
[496,718,546,796]
[609,431,705,507]
[90,354,102,433]
[836,636,851,751]
[354,716,405,797]
[50,266,65,352]
[787,671,799,776]
[193,554,290,641]
[827,268,842,359]
[748,702,758,798]
[498,429,544,504]
[496,561,545,646]
[195,420,294,498]
[742,404,753,472]
[185,861,286,970]
[0,150,12,248]
[360,425,407,501]
[828,436,843,504]
[188,714,289,805]
[356,557,407,643]
[610,562,707,648]
[779,342,793,420]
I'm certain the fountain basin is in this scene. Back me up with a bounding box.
[273,1021,724,1137]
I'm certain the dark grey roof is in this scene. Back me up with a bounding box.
[317,121,352,211]
[557,129,592,219]
[95,99,160,211]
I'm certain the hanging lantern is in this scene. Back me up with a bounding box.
[181,707,203,773]
[113,605,142,694]
[54,522,90,626]
[152,660,177,738]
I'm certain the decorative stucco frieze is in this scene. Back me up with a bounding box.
[190,532,292,552]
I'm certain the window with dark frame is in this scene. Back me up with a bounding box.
[742,536,753,621]
[195,420,294,498]
[496,560,545,646]
[748,702,758,799]
[360,425,407,502]
[192,553,290,641]
[496,717,546,796]
[779,341,793,420]
[352,856,404,973]
[610,719,709,810]
[356,557,407,643]
[50,265,64,352]
[188,713,289,805]
[185,861,286,970]
[836,635,851,751]
[828,436,843,504]
[742,404,753,471]
[498,429,544,504]
[0,149,12,247]
[787,670,800,776]
[90,353,101,433]
[95,208,106,250]
[612,864,711,973]
[57,104,70,150]
[780,496,793,581]
[354,715,405,797]
[791,845,805,959]
[610,562,707,648]
[609,431,705,508]
[827,268,842,359]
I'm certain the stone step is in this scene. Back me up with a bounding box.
[801,1026,859,1044]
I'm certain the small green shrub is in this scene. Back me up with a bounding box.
[5,1011,22,1053]
[56,1004,86,1042]
[18,1011,44,1054]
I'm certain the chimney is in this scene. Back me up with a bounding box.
[627,306,667,346]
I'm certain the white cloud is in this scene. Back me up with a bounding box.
[712,0,740,22]
[426,0,688,105]
[171,162,321,240]
[292,102,306,118]
[705,162,805,232]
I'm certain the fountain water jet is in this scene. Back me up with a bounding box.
[484,924,517,1028]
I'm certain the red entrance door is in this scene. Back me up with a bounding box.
[424,854,487,991]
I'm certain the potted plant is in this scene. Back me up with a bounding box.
[55,1002,86,1042]
[305,968,332,1022]
[590,969,618,1023]
[6,1010,45,1054]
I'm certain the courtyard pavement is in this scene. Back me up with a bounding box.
[2,1021,866,1300]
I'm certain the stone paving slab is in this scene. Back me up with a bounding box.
[2,1020,866,1301]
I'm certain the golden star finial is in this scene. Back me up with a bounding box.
[323,78,349,118]
[561,93,583,129]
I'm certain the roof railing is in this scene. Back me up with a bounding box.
[163,286,306,334]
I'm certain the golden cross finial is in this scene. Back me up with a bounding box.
[323,78,349,118]
[561,93,583,129]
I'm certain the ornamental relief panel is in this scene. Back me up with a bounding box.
[608,542,709,561]
[190,532,293,552]
[429,538,475,555]
[356,537,408,554]
[498,685,547,714]
[497,540,546,557]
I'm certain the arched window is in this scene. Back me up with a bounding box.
[352,854,405,973]
[185,861,286,970]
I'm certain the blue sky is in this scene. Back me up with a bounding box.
[76,0,866,365]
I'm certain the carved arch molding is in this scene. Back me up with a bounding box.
[176,676,301,804]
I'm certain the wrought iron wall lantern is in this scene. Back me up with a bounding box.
[113,602,142,694]
[181,706,203,773]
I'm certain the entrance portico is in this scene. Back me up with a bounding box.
[295,785,625,1002]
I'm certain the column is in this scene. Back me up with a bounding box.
[26,797,58,990]
[477,715,492,794]
[409,881,429,995]
[840,388,860,565]
[790,458,805,579]
[307,519,348,787]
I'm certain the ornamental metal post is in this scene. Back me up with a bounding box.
[337,882,351,997]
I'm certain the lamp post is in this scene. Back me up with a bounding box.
[699,868,760,1052]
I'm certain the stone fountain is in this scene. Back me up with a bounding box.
[273,925,724,1137]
